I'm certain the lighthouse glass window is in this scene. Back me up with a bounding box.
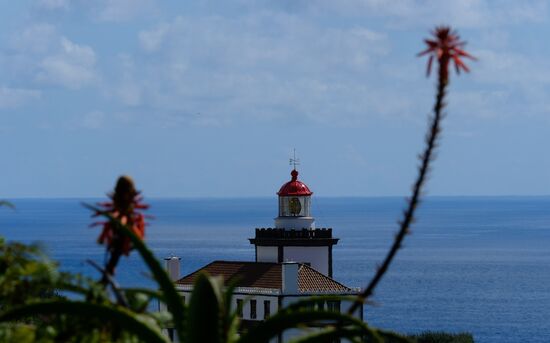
[279,196,310,217]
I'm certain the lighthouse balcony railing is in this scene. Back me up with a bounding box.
[254,228,333,239]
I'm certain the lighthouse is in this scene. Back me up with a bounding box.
[249,169,339,277]
[169,164,362,342]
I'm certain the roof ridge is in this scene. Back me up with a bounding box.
[210,260,279,265]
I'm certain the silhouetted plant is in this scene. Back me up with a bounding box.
[91,175,149,285]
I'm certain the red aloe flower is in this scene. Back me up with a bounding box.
[418,26,475,79]
[94,176,148,257]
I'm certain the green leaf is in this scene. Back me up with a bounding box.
[0,323,37,343]
[282,295,359,311]
[186,273,225,343]
[223,283,241,343]
[122,287,166,303]
[54,280,92,296]
[0,300,169,343]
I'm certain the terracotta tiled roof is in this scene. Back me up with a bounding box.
[177,261,281,289]
[176,261,353,293]
[297,264,351,292]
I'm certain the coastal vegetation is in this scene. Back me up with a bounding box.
[0,27,474,342]
[408,332,474,343]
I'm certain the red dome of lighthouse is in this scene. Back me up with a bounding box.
[277,170,313,196]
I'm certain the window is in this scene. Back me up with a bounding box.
[250,299,257,319]
[264,300,271,319]
[327,300,341,313]
[289,197,302,216]
[280,196,306,216]
[237,299,243,318]
[317,300,324,311]
[167,328,174,342]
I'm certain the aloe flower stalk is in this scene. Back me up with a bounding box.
[91,176,148,281]
[348,26,474,315]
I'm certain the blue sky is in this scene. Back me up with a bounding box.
[1,0,550,197]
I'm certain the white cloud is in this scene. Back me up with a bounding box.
[123,4,550,127]
[5,24,99,90]
[444,46,550,120]
[121,14,391,126]
[311,0,548,28]
[9,1,550,130]
[80,110,105,129]
[116,83,142,106]
[0,86,41,108]
[344,144,369,167]
[451,90,510,119]
[473,49,550,85]
[98,0,157,22]
[138,23,169,52]
[10,23,57,54]
[37,37,97,89]
[36,0,70,10]
[111,54,142,106]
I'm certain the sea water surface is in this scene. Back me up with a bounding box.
[1,196,549,343]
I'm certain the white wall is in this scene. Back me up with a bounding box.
[274,216,315,230]
[257,246,278,262]
[283,246,328,275]
[180,291,191,305]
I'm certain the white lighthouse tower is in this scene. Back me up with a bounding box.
[250,168,339,277]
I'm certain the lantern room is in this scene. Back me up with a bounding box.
[277,169,312,217]
[275,169,315,230]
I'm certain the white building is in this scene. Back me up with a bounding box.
[165,169,363,342]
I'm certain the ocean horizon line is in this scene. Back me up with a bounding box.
[3,194,550,200]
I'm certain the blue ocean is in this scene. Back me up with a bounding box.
[1,197,549,343]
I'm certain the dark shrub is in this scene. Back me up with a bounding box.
[410,331,474,343]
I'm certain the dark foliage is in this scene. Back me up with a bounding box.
[410,331,474,343]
